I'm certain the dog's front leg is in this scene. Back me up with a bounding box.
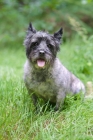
[31,93,41,113]
[31,94,38,107]
[55,92,66,111]
[28,89,39,112]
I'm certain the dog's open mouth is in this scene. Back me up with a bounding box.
[37,59,46,68]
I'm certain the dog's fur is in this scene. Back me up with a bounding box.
[24,23,85,111]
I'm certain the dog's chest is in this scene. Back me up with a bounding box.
[30,73,57,100]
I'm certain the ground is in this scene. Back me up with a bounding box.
[0,38,93,140]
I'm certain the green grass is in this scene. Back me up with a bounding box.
[0,38,93,140]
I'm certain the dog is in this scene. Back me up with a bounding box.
[23,23,85,111]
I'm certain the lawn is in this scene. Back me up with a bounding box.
[0,37,93,140]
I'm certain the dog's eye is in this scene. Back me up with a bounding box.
[47,44,53,48]
[32,42,38,46]
[30,42,39,49]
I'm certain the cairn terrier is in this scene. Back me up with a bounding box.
[24,23,85,111]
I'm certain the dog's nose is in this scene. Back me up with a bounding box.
[39,50,45,56]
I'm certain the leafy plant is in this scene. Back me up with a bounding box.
[0,0,93,45]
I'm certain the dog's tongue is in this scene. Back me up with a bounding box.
[37,59,45,68]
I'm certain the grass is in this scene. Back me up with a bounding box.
[0,37,93,140]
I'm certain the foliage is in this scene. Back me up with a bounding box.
[0,0,93,45]
[0,1,93,139]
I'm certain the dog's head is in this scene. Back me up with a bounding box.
[24,23,63,69]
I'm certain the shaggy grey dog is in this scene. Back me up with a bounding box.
[24,23,85,111]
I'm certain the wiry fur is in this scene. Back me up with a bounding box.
[24,23,85,111]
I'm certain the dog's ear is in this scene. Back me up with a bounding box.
[28,23,36,33]
[54,28,63,41]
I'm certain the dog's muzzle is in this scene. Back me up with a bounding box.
[36,50,46,68]
[39,50,45,56]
